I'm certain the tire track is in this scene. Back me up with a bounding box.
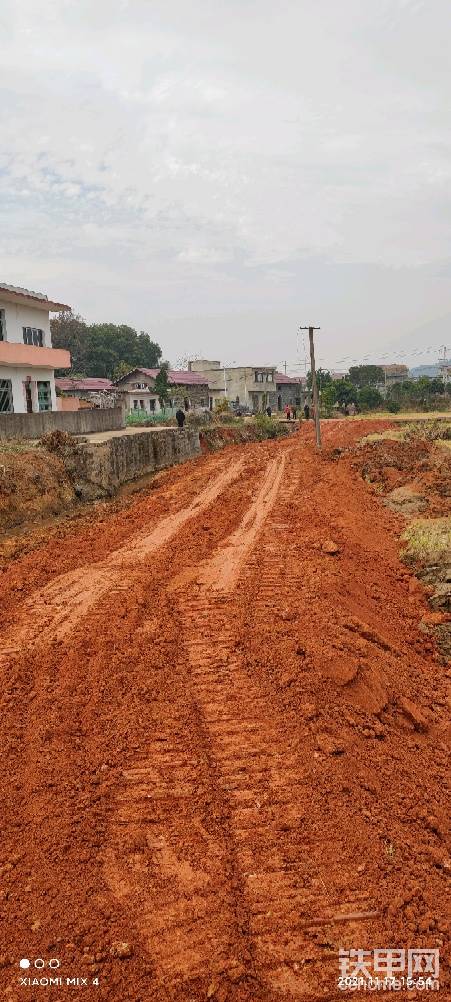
[1,455,245,658]
[104,452,290,991]
[171,449,376,997]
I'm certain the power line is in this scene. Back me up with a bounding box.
[278,342,450,374]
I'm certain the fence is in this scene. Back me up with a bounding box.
[0,407,125,440]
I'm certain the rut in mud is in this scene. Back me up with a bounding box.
[0,420,449,1001]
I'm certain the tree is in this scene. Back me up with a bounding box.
[386,375,448,411]
[335,380,357,407]
[321,384,337,416]
[50,315,162,378]
[425,377,445,395]
[307,368,332,391]
[357,386,383,411]
[153,363,173,411]
[112,360,134,381]
[51,312,88,374]
[349,365,384,388]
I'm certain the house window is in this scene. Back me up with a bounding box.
[0,309,5,341]
[133,399,139,409]
[139,399,145,410]
[266,372,274,382]
[37,381,52,411]
[149,399,156,412]
[255,371,264,382]
[23,327,44,347]
[200,398,205,407]
[0,379,13,412]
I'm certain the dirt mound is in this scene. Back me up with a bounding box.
[0,445,75,533]
[354,437,451,517]
[351,432,451,661]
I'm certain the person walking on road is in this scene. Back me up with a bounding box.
[303,402,310,420]
[175,408,186,429]
[266,405,272,418]
[285,404,291,420]
[292,406,297,420]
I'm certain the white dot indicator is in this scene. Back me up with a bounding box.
[19,959,30,969]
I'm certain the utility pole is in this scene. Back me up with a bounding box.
[300,325,321,448]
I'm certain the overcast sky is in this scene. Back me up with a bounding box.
[0,0,449,371]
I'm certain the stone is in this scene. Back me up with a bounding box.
[321,540,340,555]
[110,941,133,959]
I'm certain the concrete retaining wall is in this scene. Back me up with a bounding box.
[0,407,125,440]
[73,427,201,494]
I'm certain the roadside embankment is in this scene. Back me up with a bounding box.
[348,420,451,659]
[0,419,295,535]
[73,426,202,495]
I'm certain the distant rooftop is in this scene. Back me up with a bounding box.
[56,377,114,392]
[114,366,209,386]
[274,372,305,384]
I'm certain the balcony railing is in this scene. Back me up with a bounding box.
[0,341,70,369]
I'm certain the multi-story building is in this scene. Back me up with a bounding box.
[0,282,70,413]
[188,360,304,412]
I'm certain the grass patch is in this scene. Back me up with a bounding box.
[360,429,405,444]
[0,439,41,454]
[360,420,451,446]
[402,517,451,565]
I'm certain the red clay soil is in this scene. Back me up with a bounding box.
[353,436,451,517]
[0,419,449,1001]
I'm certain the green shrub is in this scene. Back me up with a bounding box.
[358,386,383,411]
[253,413,287,439]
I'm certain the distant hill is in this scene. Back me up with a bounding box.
[409,363,441,378]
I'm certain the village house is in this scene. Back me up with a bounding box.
[274,372,306,411]
[0,282,70,413]
[55,376,116,410]
[113,367,209,415]
[188,360,305,412]
[379,363,409,393]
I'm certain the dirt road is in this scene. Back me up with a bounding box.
[1,420,449,1001]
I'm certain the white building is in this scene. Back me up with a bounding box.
[0,282,70,413]
[188,359,304,412]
